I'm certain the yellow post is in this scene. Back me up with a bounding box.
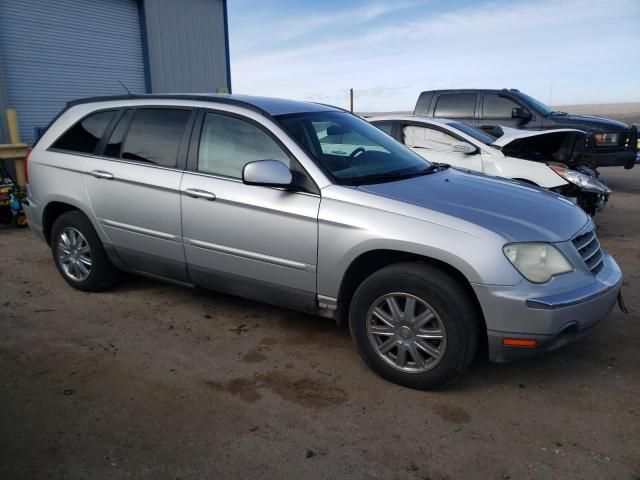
[7,109,20,144]
[4,109,26,187]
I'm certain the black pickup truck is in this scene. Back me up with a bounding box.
[414,89,637,169]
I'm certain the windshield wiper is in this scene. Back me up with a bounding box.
[352,163,450,185]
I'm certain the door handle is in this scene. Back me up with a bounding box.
[90,170,114,180]
[184,188,216,201]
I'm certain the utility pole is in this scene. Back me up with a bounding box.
[349,88,354,113]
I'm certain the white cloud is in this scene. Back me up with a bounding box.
[229,0,640,110]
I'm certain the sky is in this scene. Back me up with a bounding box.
[227,0,640,112]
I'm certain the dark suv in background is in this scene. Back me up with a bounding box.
[414,89,637,169]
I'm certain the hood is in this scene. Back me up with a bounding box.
[492,126,585,148]
[357,168,590,242]
[493,126,587,166]
[548,113,629,131]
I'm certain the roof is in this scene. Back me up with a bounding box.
[418,88,521,95]
[367,114,453,127]
[66,93,342,117]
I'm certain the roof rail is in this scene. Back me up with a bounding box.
[64,94,271,117]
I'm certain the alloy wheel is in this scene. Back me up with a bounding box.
[366,292,447,373]
[56,227,92,282]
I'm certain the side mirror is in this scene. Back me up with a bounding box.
[512,107,532,122]
[242,160,293,188]
[452,141,477,154]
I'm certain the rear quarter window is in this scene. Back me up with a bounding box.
[51,110,116,153]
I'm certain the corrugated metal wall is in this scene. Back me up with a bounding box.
[0,0,146,144]
[142,0,230,93]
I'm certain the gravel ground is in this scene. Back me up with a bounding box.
[1,168,638,480]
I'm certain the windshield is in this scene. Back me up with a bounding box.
[514,92,553,115]
[276,111,430,184]
[447,122,496,145]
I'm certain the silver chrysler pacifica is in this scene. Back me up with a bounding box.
[23,94,623,389]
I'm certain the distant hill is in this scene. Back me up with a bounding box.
[552,103,640,126]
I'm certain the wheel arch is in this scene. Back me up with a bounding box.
[42,198,96,245]
[334,249,487,339]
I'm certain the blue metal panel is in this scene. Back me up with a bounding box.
[0,0,146,145]
[142,0,229,94]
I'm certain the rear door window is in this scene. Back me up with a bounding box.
[433,94,477,118]
[483,94,520,119]
[372,121,394,136]
[403,125,458,151]
[121,109,191,168]
[52,110,116,153]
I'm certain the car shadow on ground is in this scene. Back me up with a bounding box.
[109,271,614,394]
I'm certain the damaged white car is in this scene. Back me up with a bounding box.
[367,116,611,215]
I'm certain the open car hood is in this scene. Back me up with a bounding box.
[492,127,588,166]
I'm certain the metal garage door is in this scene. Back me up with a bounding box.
[0,0,146,145]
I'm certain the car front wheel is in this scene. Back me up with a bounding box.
[349,263,480,389]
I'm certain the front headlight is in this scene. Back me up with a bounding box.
[503,243,573,283]
[593,132,619,146]
[549,165,611,193]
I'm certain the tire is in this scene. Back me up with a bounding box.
[51,210,119,291]
[349,263,480,390]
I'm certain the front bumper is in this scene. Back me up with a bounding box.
[474,251,623,362]
[587,125,637,169]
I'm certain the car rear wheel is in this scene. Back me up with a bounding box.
[349,263,480,389]
[51,211,119,291]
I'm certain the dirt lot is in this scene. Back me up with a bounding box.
[1,168,639,480]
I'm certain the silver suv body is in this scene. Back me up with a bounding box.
[23,95,623,389]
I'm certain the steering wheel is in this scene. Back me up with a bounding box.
[349,147,366,159]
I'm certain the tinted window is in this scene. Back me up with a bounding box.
[52,110,115,153]
[198,113,290,178]
[122,109,190,167]
[372,122,394,136]
[483,94,519,119]
[104,110,133,158]
[434,93,476,118]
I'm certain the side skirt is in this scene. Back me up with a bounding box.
[103,245,337,319]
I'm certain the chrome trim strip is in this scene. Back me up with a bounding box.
[48,149,186,174]
[585,247,603,265]
[186,238,312,271]
[574,233,596,252]
[182,171,321,198]
[101,219,179,241]
[46,151,320,198]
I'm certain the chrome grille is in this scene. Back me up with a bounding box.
[572,229,604,275]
